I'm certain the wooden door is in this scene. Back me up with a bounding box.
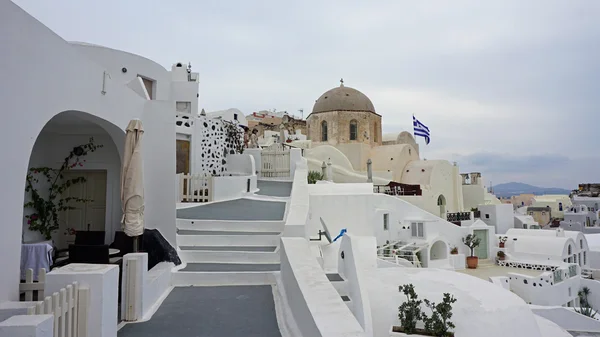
[59,170,107,248]
[473,229,488,259]
[176,139,190,174]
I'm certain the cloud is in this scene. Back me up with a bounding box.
[11,0,600,186]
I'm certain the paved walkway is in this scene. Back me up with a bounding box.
[176,198,286,221]
[118,286,282,337]
[256,181,293,197]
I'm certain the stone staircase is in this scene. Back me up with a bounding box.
[171,218,284,286]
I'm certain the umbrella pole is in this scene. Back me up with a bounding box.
[133,237,139,252]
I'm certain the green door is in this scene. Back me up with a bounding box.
[473,230,488,259]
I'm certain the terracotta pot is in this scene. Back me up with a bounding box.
[450,251,458,255]
[499,242,505,248]
[466,256,479,269]
[498,256,505,261]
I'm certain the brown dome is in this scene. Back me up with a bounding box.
[312,84,375,114]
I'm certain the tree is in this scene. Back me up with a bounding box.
[462,234,481,257]
[307,171,323,184]
[575,286,598,319]
[423,293,457,336]
[398,284,423,334]
[24,138,103,240]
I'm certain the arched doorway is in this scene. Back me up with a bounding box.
[430,240,448,261]
[437,195,446,218]
[22,111,124,248]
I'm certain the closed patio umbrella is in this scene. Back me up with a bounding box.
[121,119,145,252]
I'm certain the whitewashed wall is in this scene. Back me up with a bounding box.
[508,270,580,306]
[0,1,176,301]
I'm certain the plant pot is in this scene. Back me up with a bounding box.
[499,242,505,248]
[466,256,479,269]
[498,256,505,261]
[450,251,458,255]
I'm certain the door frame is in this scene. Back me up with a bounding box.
[472,229,489,259]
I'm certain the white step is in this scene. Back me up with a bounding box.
[179,250,280,264]
[177,234,281,247]
[176,219,285,232]
[171,271,277,286]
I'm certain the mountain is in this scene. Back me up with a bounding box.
[491,182,571,198]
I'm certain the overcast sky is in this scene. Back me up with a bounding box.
[13,0,600,189]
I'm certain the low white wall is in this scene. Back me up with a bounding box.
[531,305,600,333]
[280,237,366,337]
[283,159,309,238]
[142,262,173,319]
[338,234,374,336]
[212,175,257,201]
[244,149,262,175]
[227,153,255,176]
[121,253,173,322]
[489,276,510,290]
[289,148,303,179]
[508,271,579,306]
[0,314,54,337]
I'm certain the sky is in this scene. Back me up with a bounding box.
[13,0,600,189]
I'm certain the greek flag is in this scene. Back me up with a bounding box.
[413,115,431,144]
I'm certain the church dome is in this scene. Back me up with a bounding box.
[312,82,376,114]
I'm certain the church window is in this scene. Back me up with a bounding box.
[349,120,358,140]
[321,121,328,141]
[373,122,378,142]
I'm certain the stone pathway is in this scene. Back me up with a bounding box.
[118,286,282,337]
[256,181,293,197]
[176,198,286,221]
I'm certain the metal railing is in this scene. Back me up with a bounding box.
[373,185,422,196]
[447,212,471,222]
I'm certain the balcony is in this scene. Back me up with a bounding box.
[447,212,472,222]
[373,182,422,196]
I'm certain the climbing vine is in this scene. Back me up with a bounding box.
[24,138,103,240]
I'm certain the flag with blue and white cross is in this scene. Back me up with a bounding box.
[413,115,431,145]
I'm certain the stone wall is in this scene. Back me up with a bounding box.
[307,110,381,147]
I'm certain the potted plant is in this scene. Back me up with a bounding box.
[450,246,458,255]
[497,251,506,261]
[392,284,457,336]
[462,234,481,269]
[393,284,423,335]
[499,236,507,248]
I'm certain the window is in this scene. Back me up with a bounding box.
[485,214,490,219]
[234,113,238,120]
[559,202,563,211]
[568,287,572,297]
[373,122,378,142]
[176,101,191,113]
[584,251,587,265]
[411,222,424,238]
[138,75,155,99]
[321,121,328,141]
[349,120,358,140]
[581,240,583,249]
[383,214,389,231]
[568,245,572,255]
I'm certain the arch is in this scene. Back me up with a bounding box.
[430,240,448,260]
[437,194,447,218]
[321,121,328,142]
[349,119,358,140]
[22,111,125,248]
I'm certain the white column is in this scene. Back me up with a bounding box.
[121,253,148,322]
[327,158,333,182]
[45,264,119,337]
[321,161,327,180]
[366,159,373,183]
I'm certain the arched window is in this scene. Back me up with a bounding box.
[559,202,563,211]
[349,120,358,140]
[568,245,572,255]
[321,121,328,141]
[373,122,378,142]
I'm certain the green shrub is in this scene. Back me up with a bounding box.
[307,170,323,184]
[398,284,422,334]
[423,293,457,336]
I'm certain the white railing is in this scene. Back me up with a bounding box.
[177,173,213,202]
[20,268,46,301]
[23,270,90,337]
[261,143,290,178]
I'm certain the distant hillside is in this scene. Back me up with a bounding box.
[492,182,571,198]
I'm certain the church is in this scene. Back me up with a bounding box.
[302,80,496,216]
